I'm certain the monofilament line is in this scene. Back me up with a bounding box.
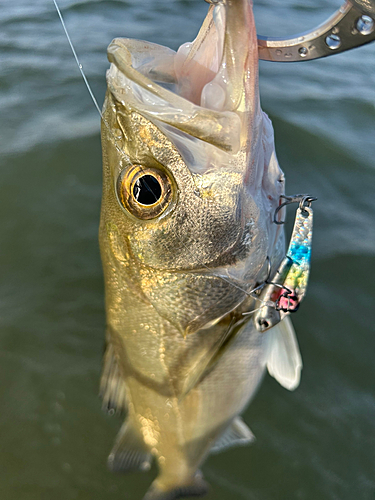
[52,0,103,118]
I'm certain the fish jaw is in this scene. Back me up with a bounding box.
[174,0,260,116]
[106,0,261,155]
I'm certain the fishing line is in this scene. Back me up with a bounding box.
[52,0,103,118]
[242,305,267,317]
[52,0,133,166]
[52,0,269,309]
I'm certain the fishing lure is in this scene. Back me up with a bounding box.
[254,195,316,332]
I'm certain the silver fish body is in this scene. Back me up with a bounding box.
[99,1,302,498]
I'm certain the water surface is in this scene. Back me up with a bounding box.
[1,1,374,499]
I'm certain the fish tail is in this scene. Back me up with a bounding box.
[143,472,209,500]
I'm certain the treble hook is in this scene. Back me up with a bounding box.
[274,194,317,225]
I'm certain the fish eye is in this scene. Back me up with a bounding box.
[133,175,162,205]
[117,165,174,220]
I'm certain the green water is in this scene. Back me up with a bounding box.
[1,1,374,499]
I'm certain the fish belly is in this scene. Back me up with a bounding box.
[117,317,267,490]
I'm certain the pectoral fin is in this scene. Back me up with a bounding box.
[108,420,152,472]
[266,316,302,391]
[211,417,255,454]
[100,342,128,414]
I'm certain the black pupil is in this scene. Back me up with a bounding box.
[133,175,162,205]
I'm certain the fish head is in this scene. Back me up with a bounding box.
[100,0,285,335]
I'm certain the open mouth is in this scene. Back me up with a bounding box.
[106,0,260,155]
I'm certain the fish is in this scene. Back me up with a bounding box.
[99,0,302,499]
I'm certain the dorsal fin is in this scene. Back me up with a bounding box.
[266,316,302,391]
[100,342,128,414]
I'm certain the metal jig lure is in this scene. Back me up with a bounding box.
[254,195,316,333]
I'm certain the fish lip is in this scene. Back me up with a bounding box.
[106,38,242,153]
[106,0,260,155]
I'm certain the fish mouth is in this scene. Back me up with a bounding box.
[106,0,261,156]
